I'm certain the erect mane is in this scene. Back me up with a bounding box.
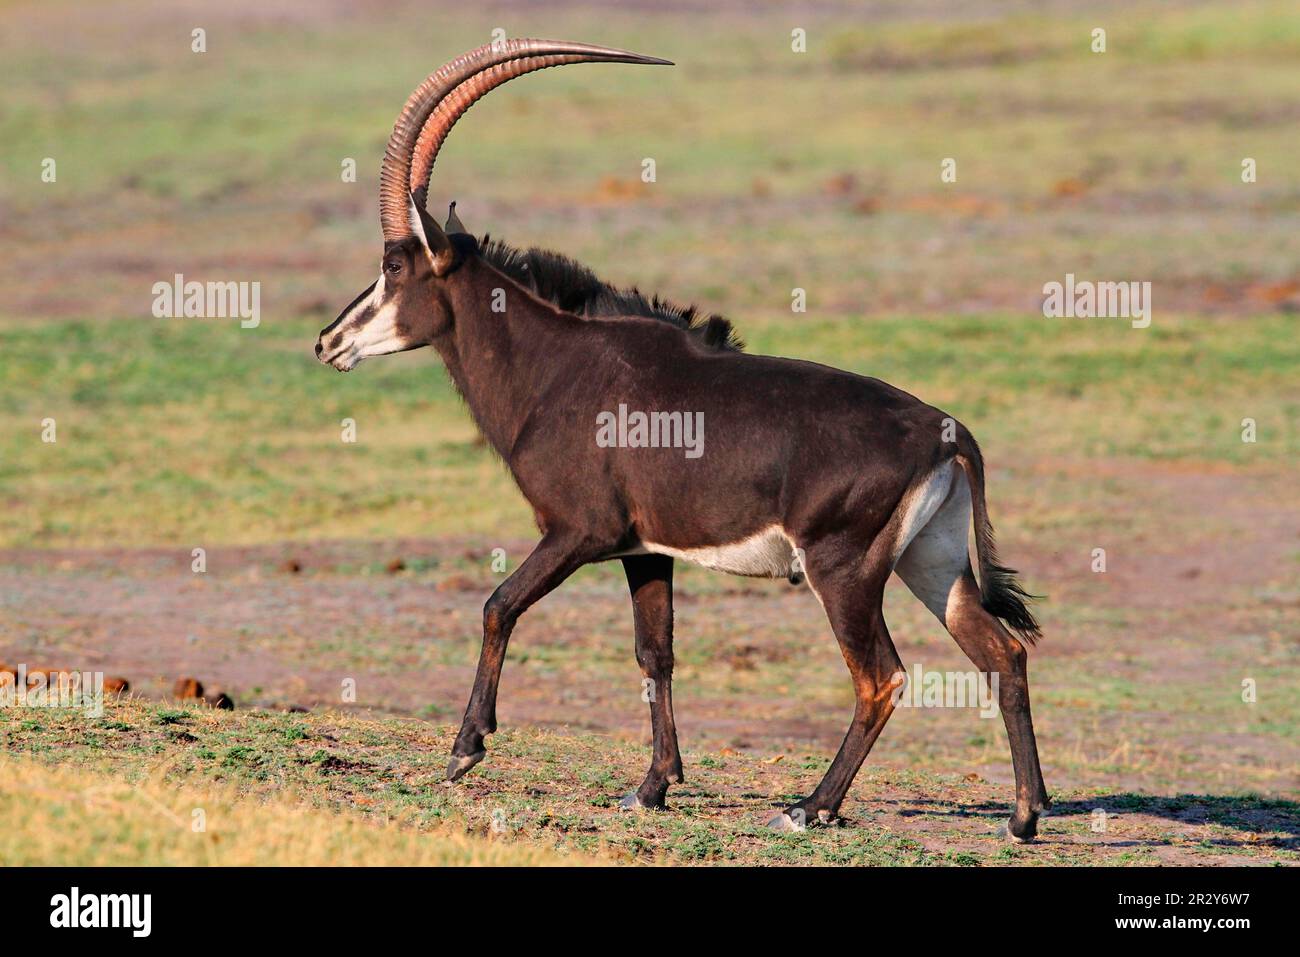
[478,236,744,352]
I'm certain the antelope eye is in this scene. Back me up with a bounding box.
[383,260,402,275]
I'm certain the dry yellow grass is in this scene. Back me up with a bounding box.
[0,758,604,866]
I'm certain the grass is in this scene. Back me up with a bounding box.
[0,755,600,866]
[1,311,1294,548]
[3,0,1298,319]
[2,697,1295,866]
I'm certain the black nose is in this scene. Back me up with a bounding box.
[314,340,323,358]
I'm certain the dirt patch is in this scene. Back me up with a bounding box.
[1,458,1296,809]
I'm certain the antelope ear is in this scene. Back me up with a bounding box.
[407,192,456,275]
[444,201,468,235]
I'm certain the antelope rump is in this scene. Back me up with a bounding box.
[315,39,1051,840]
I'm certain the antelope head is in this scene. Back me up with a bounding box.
[315,39,672,371]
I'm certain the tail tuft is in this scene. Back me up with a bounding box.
[976,540,1042,645]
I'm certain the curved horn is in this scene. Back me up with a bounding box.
[379,39,672,242]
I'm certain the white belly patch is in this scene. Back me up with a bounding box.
[640,525,797,578]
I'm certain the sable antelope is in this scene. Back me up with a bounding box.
[316,39,1051,839]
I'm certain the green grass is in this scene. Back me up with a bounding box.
[3,698,1295,866]
[1,311,1293,547]
[2,1,1297,327]
[4,2,1297,203]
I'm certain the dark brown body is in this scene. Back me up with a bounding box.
[378,241,1049,836]
[317,37,1050,838]
[436,256,943,547]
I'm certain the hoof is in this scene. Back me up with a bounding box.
[767,811,806,833]
[1003,816,1037,844]
[619,791,668,811]
[444,750,486,783]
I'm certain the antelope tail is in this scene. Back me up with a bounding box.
[954,431,1042,644]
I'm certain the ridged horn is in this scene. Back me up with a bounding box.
[378,39,672,242]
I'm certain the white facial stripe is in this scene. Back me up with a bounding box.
[325,270,413,370]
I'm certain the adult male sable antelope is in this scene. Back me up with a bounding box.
[316,39,1051,840]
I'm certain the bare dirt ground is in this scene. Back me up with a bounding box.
[3,457,1297,864]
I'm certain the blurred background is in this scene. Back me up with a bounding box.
[0,0,1296,863]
